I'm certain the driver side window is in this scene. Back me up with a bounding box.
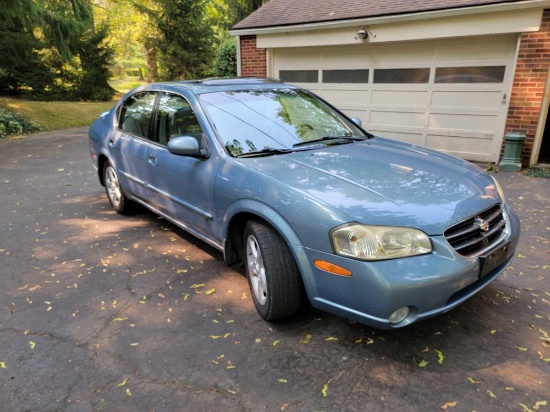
[157,93,203,146]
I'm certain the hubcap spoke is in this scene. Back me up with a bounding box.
[246,235,267,305]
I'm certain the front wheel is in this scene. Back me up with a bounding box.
[103,162,135,214]
[244,220,302,321]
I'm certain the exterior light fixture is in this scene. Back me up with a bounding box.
[356,27,368,40]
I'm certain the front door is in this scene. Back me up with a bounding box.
[145,92,219,244]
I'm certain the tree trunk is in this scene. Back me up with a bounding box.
[145,40,158,83]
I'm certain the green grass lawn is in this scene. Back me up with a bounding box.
[0,97,116,131]
[109,77,146,95]
[0,78,147,133]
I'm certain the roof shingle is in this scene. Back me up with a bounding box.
[232,0,527,30]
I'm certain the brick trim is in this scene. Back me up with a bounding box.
[504,9,550,166]
[240,35,267,77]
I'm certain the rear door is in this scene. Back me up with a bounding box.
[112,91,158,200]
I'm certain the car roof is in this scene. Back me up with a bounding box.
[141,77,298,95]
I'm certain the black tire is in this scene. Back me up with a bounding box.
[243,220,302,321]
[103,161,135,214]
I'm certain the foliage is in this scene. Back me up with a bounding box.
[134,0,215,80]
[0,108,40,138]
[213,38,237,77]
[524,167,550,178]
[0,0,115,101]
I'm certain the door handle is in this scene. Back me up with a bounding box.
[108,140,115,147]
[148,155,157,166]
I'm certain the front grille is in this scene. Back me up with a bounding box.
[444,204,507,257]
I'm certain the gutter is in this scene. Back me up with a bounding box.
[230,0,550,36]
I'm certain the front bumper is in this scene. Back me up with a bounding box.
[293,205,520,329]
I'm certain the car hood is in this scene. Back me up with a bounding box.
[239,138,501,235]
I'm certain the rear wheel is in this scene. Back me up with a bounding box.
[244,220,302,321]
[103,162,135,214]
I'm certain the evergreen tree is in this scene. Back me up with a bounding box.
[0,0,114,100]
[135,0,215,80]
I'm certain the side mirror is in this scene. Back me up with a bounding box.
[167,136,203,157]
[351,117,363,127]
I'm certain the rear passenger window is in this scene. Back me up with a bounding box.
[118,91,157,139]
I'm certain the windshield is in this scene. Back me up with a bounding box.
[199,88,366,157]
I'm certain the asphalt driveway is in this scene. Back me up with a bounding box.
[0,128,549,411]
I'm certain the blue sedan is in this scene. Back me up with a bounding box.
[89,78,520,329]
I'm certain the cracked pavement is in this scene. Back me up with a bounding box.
[0,128,549,411]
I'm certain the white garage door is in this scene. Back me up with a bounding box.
[271,34,518,162]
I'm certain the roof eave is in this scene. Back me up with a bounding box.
[230,0,550,36]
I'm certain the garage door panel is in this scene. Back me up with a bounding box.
[428,113,497,132]
[372,90,429,107]
[371,110,427,128]
[431,91,504,108]
[436,35,516,61]
[371,43,435,65]
[341,109,369,123]
[274,48,320,66]
[427,134,496,161]
[321,89,369,107]
[370,129,426,146]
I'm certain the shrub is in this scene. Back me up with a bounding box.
[0,108,41,138]
[213,38,237,77]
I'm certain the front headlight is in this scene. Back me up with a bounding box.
[330,224,432,261]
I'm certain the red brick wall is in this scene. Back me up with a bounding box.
[505,9,550,165]
[240,35,267,77]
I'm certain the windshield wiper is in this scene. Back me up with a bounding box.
[234,147,293,158]
[292,136,367,148]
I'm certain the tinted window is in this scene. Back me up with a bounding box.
[435,66,506,83]
[118,91,157,139]
[279,70,319,83]
[323,69,369,83]
[199,89,365,156]
[373,68,430,84]
[157,93,203,146]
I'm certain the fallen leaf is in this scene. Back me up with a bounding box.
[520,403,534,412]
[125,388,132,397]
[205,288,216,295]
[468,377,481,384]
[325,337,338,342]
[533,401,547,410]
[273,340,280,346]
[435,349,445,364]
[441,401,457,409]
[322,383,329,398]
[190,284,205,289]
[117,378,129,387]
[278,379,288,383]
[515,346,528,351]
[29,341,35,349]
[300,334,312,344]
[0,362,6,369]
[415,359,429,368]
[487,390,496,398]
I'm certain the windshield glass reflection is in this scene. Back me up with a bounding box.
[199,89,365,156]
